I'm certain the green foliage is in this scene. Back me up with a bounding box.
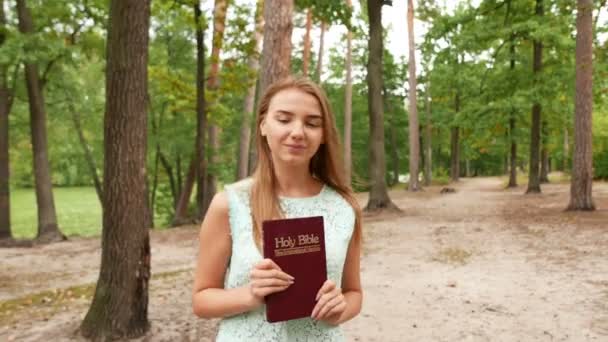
[10,187,101,239]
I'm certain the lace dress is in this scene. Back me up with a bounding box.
[215,178,356,342]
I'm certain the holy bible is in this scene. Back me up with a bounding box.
[262,216,327,323]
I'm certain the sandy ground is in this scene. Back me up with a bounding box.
[1,176,607,341]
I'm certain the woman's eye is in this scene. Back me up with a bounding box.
[277,118,290,123]
[306,121,321,128]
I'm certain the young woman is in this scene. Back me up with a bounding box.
[192,76,363,341]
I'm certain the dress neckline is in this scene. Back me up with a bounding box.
[278,183,327,201]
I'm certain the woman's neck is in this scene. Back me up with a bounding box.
[272,162,321,197]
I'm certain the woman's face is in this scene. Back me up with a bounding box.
[260,88,325,167]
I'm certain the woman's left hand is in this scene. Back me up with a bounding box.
[310,280,346,324]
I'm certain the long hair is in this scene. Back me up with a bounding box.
[250,76,362,249]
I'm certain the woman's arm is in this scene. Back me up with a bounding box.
[192,192,257,318]
[192,192,294,319]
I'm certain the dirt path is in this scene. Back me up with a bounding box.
[1,177,607,341]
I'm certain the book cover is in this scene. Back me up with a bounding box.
[262,216,327,323]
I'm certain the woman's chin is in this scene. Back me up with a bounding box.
[275,155,311,167]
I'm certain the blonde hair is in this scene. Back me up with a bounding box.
[250,76,362,249]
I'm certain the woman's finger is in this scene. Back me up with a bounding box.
[251,278,293,288]
[250,268,294,282]
[315,280,336,301]
[316,293,345,320]
[311,289,339,319]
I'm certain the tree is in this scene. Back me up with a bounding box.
[407,0,421,191]
[343,0,353,186]
[80,0,151,338]
[202,0,229,217]
[567,0,595,211]
[237,0,263,180]
[365,0,397,211]
[423,78,431,186]
[302,8,313,76]
[16,0,64,242]
[173,1,206,226]
[526,0,543,194]
[315,21,326,82]
[259,0,293,93]
[0,0,14,240]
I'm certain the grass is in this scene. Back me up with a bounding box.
[433,247,473,265]
[0,268,191,325]
[10,187,102,239]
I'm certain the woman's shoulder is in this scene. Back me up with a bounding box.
[225,177,254,193]
[322,185,356,213]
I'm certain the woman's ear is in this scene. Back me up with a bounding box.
[260,117,267,137]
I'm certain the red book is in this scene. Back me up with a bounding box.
[262,216,327,323]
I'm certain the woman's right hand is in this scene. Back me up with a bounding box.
[248,258,294,307]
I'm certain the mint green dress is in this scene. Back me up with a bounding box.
[215,178,356,342]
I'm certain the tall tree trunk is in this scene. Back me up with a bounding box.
[384,90,398,187]
[343,0,353,187]
[526,0,543,194]
[237,0,263,181]
[407,0,421,191]
[562,124,569,171]
[202,0,229,219]
[193,2,207,221]
[508,115,518,187]
[302,8,312,76]
[540,119,549,183]
[259,0,293,94]
[68,103,103,203]
[315,21,326,83]
[173,155,196,225]
[507,32,518,188]
[0,0,13,240]
[423,80,432,186]
[449,81,461,182]
[568,0,595,211]
[16,0,63,242]
[507,40,517,188]
[251,0,293,173]
[365,0,396,211]
[80,0,151,338]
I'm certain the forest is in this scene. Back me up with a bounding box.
[0,0,607,341]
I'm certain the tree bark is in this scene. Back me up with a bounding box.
[315,21,326,83]
[237,0,263,180]
[567,0,595,210]
[508,115,518,187]
[80,0,151,339]
[562,124,569,171]
[173,155,196,226]
[344,0,353,186]
[16,0,64,242]
[526,0,543,194]
[0,0,13,239]
[507,32,518,188]
[384,90,398,187]
[251,0,293,172]
[423,80,432,186]
[259,0,293,94]
[69,103,103,203]
[193,1,207,221]
[365,0,397,211]
[201,0,229,219]
[407,0,421,191]
[449,86,461,182]
[302,8,313,76]
[540,119,549,183]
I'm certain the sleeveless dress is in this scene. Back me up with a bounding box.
[215,178,356,342]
